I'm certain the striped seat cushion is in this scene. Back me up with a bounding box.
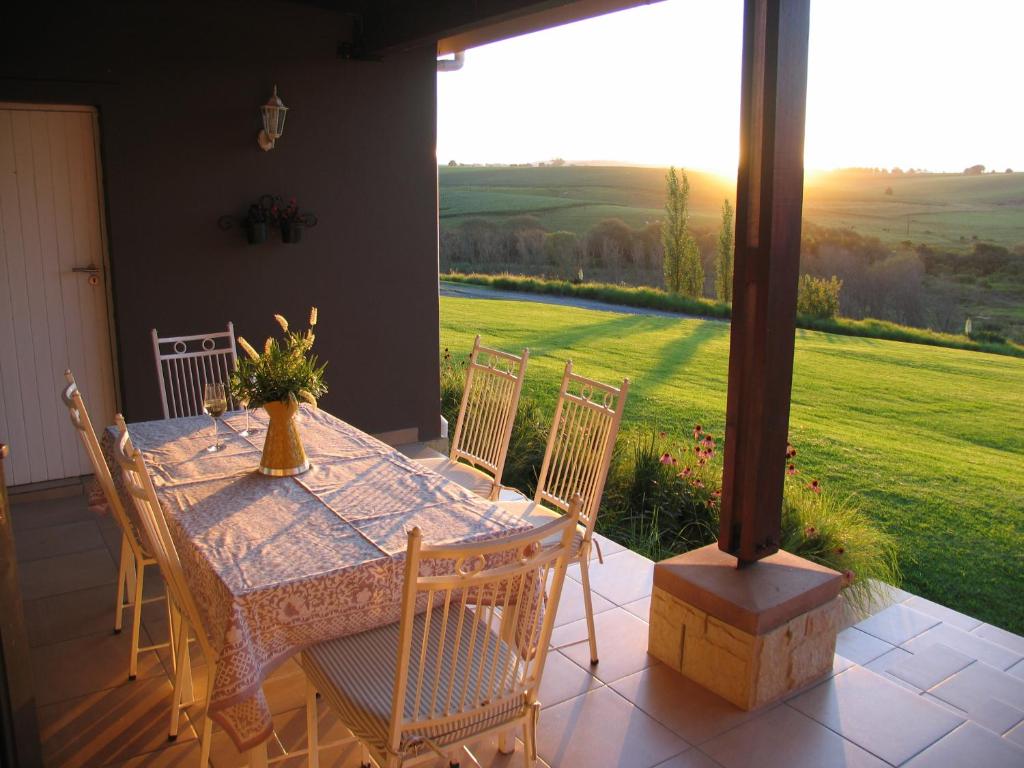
[416,456,495,499]
[301,606,526,758]
[495,500,585,558]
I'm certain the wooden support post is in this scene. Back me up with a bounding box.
[719,0,811,564]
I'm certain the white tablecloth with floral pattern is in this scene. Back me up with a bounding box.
[104,406,528,751]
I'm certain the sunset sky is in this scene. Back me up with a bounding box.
[437,0,1023,174]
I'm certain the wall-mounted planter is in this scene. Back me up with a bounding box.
[280,221,303,244]
[246,221,269,244]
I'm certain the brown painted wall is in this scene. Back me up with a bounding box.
[0,1,442,438]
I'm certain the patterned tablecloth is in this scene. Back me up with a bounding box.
[103,406,528,751]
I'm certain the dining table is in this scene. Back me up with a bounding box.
[102,405,531,762]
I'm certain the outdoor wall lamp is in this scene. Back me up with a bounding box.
[258,85,289,151]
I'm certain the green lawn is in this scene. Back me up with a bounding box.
[440,296,1024,633]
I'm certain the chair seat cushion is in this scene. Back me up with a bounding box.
[416,456,494,499]
[301,607,523,758]
[495,500,585,558]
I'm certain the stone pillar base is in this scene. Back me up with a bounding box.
[648,544,843,711]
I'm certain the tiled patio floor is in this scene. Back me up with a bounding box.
[9,487,1024,767]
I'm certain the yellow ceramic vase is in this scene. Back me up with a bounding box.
[259,399,310,476]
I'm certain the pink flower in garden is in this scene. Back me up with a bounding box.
[693,424,703,439]
[807,479,821,494]
[694,479,705,489]
[786,443,797,459]
[842,569,856,585]
[835,546,845,555]
[659,452,673,465]
[805,526,817,537]
[786,463,798,476]
[659,431,667,439]
[678,466,692,478]
[711,490,722,498]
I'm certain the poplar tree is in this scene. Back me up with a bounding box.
[715,199,735,302]
[662,167,703,297]
[661,167,685,293]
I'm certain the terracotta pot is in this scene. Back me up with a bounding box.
[259,399,310,476]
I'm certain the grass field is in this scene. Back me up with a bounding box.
[440,295,1024,633]
[440,165,1024,249]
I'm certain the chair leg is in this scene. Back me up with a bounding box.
[577,555,599,665]
[497,729,515,755]
[128,555,145,680]
[113,534,130,633]
[167,615,190,740]
[306,680,320,768]
[523,703,540,767]
[199,711,213,767]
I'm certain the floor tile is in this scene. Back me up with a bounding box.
[835,627,896,665]
[886,643,975,691]
[701,704,888,768]
[788,666,963,766]
[207,701,356,767]
[622,595,652,622]
[538,650,603,709]
[17,547,117,601]
[854,603,939,646]
[14,519,105,562]
[610,664,763,745]
[553,607,655,684]
[862,647,919,692]
[973,623,1024,656]
[31,628,166,706]
[552,574,616,627]
[10,494,95,531]
[902,722,1024,768]
[569,549,654,606]
[653,749,724,768]
[22,584,119,647]
[831,653,857,676]
[536,686,688,768]
[903,595,983,631]
[592,532,626,559]
[1010,659,1024,681]
[36,675,196,768]
[928,661,1024,733]
[105,739,203,767]
[903,623,1024,670]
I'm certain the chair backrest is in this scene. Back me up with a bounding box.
[151,323,238,419]
[60,370,142,551]
[534,361,629,536]
[388,499,580,757]
[111,415,215,663]
[449,336,529,494]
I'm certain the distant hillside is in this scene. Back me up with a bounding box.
[440,165,1024,250]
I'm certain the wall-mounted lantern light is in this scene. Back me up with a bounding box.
[258,85,289,151]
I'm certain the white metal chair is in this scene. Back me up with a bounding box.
[113,416,315,763]
[151,323,238,419]
[60,371,168,682]
[418,336,528,500]
[300,499,582,768]
[498,361,628,665]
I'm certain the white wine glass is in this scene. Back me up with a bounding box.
[203,382,228,452]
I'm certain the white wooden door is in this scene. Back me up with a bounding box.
[0,105,117,486]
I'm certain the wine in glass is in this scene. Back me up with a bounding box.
[203,382,228,452]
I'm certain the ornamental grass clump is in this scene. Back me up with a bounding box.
[232,307,328,408]
[599,426,722,561]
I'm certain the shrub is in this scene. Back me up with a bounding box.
[780,477,900,616]
[599,427,722,561]
[796,274,842,319]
